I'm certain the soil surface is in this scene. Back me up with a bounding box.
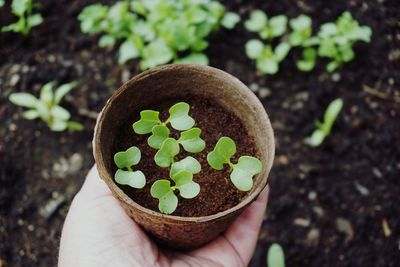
[113,97,255,217]
[1,0,399,266]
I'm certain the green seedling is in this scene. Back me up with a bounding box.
[207,137,262,191]
[114,146,146,189]
[151,170,200,214]
[296,47,317,71]
[289,14,312,46]
[267,243,285,267]
[154,138,180,167]
[246,40,290,74]
[245,10,287,40]
[78,0,240,69]
[2,0,43,36]
[0,0,4,7]
[317,12,372,72]
[9,81,83,132]
[305,98,343,147]
[133,102,205,153]
[133,102,195,134]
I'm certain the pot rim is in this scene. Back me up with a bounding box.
[93,64,275,223]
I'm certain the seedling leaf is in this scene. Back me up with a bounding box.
[221,12,240,29]
[207,136,236,170]
[9,93,38,108]
[132,110,161,134]
[50,106,71,120]
[245,10,267,32]
[168,102,195,131]
[178,127,205,153]
[115,169,146,189]
[150,180,178,214]
[170,156,201,177]
[179,182,200,199]
[40,82,55,106]
[23,110,39,120]
[245,39,264,60]
[154,138,180,167]
[267,243,285,267]
[114,146,141,169]
[54,81,77,105]
[231,156,262,191]
[148,125,170,149]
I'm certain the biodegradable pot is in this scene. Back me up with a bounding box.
[93,64,275,250]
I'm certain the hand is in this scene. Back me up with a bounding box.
[59,165,269,267]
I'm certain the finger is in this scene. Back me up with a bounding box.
[190,185,269,266]
[77,165,112,199]
[224,185,270,264]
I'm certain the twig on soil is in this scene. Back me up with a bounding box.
[362,85,400,103]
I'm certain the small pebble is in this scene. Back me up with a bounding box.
[27,224,34,231]
[331,72,341,82]
[308,191,317,200]
[258,88,271,98]
[336,217,354,241]
[372,167,383,178]
[9,74,20,86]
[9,123,17,132]
[382,219,392,237]
[354,182,370,196]
[305,228,320,246]
[312,206,324,217]
[294,218,310,227]
[249,83,259,92]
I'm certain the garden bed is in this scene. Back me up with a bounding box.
[0,0,399,266]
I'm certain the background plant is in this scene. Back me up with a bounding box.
[9,81,83,132]
[2,0,43,36]
[244,10,290,74]
[305,98,343,147]
[244,11,372,75]
[114,146,146,189]
[78,0,240,69]
[267,243,285,267]
[207,137,262,191]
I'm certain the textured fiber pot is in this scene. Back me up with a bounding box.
[93,64,275,250]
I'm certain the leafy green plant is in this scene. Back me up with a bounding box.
[9,81,83,132]
[316,12,372,72]
[305,98,343,147]
[0,0,5,7]
[244,10,290,74]
[246,40,290,74]
[267,243,285,267]
[151,156,201,214]
[114,146,146,189]
[2,0,43,36]
[78,0,240,69]
[245,10,287,40]
[133,102,205,154]
[207,137,262,191]
[244,11,372,75]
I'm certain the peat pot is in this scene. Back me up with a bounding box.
[93,64,275,250]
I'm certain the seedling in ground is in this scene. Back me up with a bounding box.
[151,157,201,214]
[133,102,205,153]
[114,146,146,189]
[305,98,343,147]
[267,243,285,267]
[245,10,287,40]
[207,137,262,191]
[2,0,43,36]
[9,81,83,132]
[78,0,240,69]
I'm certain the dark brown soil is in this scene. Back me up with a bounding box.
[112,97,256,216]
[1,0,399,266]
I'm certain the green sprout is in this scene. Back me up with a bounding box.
[305,98,343,147]
[2,0,43,36]
[151,163,201,214]
[207,137,262,191]
[316,12,372,72]
[78,0,240,69]
[267,243,285,267]
[288,15,312,46]
[133,102,195,134]
[296,47,317,72]
[9,81,83,132]
[0,0,4,7]
[154,138,180,167]
[245,10,287,40]
[133,102,205,154]
[114,146,146,189]
[245,40,290,74]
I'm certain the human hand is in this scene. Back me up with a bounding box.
[59,165,269,267]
